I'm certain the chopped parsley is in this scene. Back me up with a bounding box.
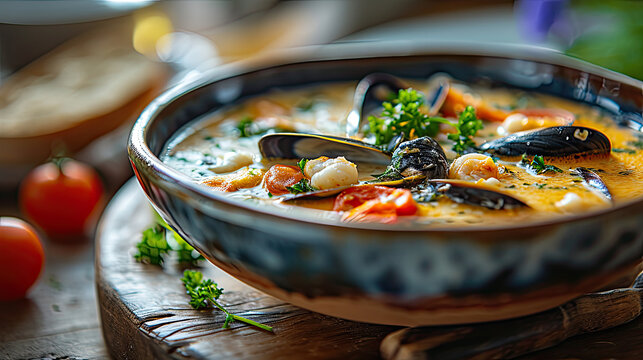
[447,105,483,154]
[366,88,440,145]
[297,158,309,173]
[236,116,255,137]
[520,154,563,175]
[366,88,483,154]
[134,219,204,266]
[612,148,636,154]
[286,178,316,194]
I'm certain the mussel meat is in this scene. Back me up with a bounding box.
[428,179,529,210]
[479,126,611,157]
[258,133,392,165]
[571,167,612,201]
[377,137,449,181]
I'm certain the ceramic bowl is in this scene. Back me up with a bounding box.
[128,43,643,326]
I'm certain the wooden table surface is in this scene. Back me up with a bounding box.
[1,179,642,360]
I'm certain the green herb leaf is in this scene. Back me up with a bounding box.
[366,88,441,145]
[135,216,204,266]
[236,116,255,138]
[521,154,563,174]
[447,106,483,154]
[181,270,273,332]
[286,178,317,194]
[297,158,309,173]
[612,148,636,154]
[134,225,170,265]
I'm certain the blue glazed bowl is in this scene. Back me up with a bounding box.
[128,43,643,326]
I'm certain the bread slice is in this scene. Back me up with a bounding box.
[0,25,167,165]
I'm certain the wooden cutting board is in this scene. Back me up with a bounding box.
[96,179,643,359]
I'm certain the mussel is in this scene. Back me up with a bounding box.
[258,133,392,165]
[427,179,529,210]
[346,73,408,137]
[345,72,450,137]
[479,126,611,157]
[571,167,612,201]
[376,137,449,180]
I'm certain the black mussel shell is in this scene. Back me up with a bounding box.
[429,180,529,210]
[479,126,611,157]
[258,133,392,165]
[381,137,448,180]
[571,167,612,201]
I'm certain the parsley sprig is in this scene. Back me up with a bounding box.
[134,225,170,265]
[134,219,204,266]
[367,88,440,145]
[285,158,317,194]
[366,89,482,154]
[447,105,483,154]
[521,154,563,174]
[181,270,274,332]
[286,178,316,194]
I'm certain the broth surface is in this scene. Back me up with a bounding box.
[163,81,643,227]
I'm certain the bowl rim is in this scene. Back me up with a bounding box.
[129,41,643,234]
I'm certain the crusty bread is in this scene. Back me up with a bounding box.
[0,25,167,165]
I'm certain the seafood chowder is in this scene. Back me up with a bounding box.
[163,74,643,227]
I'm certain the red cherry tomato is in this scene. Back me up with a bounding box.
[0,217,45,300]
[333,185,396,211]
[19,159,104,240]
[262,165,304,195]
[334,185,418,223]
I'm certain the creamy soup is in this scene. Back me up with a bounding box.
[163,78,643,227]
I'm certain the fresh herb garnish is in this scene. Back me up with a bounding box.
[134,219,204,266]
[612,148,636,154]
[286,178,317,194]
[447,105,483,154]
[297,158,309,173]
[366,89,483,154]
[236,116,255,138]
[520,154,563,174]
[181,270,273,332]
[134,225,170,265]
[366,88,440,145]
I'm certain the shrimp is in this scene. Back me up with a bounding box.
[304,156,359,190]
[449,153,499,181]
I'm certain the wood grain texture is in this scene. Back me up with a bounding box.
[95,179,643,360]
[96,180,394,360]
[380,285,642,360]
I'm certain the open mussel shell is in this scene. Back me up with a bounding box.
[258,132,392,165]
[479,126,611,157]
[428,179,529,210]
[346,73,408,137]
[282,175,426,201]
[571,167,612,201]
[425,73,451,116]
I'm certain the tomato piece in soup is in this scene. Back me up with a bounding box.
[334,185,418,222]
[263,165,304,195]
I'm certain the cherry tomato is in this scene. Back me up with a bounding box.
[334,185,418,223]
[333,185,395,211]
[262,165,304,195]
[0,217,45,300]
[19,159,104,240]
